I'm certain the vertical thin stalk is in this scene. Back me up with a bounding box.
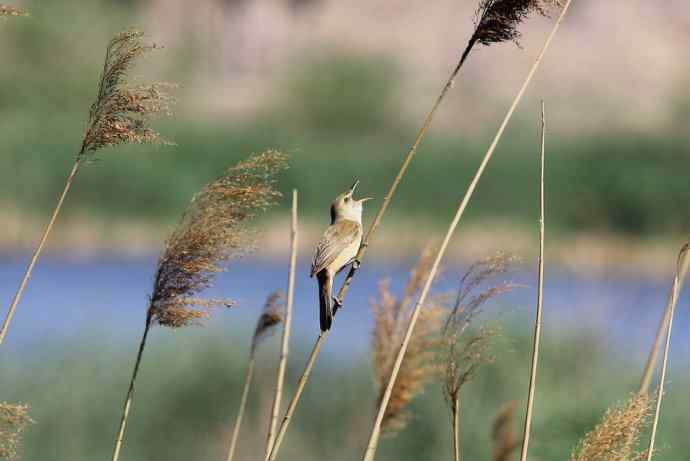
[0,158,82,346]
[452,396,461,461]
[265,190,299,457]
[518,101,546,461]
[638,255,690,394]
[265,332,326,461]
[645,244,689,461]
[112,309,153,461]
[226,357,257,461]
[362,4,572,460]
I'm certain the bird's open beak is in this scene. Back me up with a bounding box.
[358,197,374,203]
[348,180,360,196]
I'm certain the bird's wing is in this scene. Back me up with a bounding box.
[310,220,361,277]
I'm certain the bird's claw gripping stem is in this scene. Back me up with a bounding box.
[332,296,343,309]
[352,259,361,270]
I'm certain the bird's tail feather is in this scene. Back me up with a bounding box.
[318,273,332,331]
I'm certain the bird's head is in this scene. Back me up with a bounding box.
[330,180,373,223]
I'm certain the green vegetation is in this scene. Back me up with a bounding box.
[1,325,685,460]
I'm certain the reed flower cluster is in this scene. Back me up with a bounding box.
[570,394,652,461]
[0,403,33,460]
[0,4,26,16]
[150,150,287,328]
[492,401,520,461]
[473,0,562,46]
[370,248,444,434]
[80,30,175,155]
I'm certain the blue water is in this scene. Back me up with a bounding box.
[0,254,688,364]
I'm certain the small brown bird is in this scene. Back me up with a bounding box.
[311,181,371,331]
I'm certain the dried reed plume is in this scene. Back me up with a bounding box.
[0,28,174,347]
[443,253,513,461]
[0,403,33,460]
[227,292,284,461]
[473,0,562,47]
[492,401,520,461]
[362,3,573,459]
[265,190,299,458]
[0,4,26,16]
[570,394,652,461]
[111,151,287,461]
[370,248,443,434]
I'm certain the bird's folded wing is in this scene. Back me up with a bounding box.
[310,220,360,277]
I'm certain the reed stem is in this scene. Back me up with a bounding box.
[639,254,690,394]
[264,190,298,458]
[644,244,689,461]
[111,309,153,461]
[0,159,82,346]
[452,396,461,461]
[226,357,256,461]
[362,4,572,459]
[265,332,326,461]
[518,101,546,461]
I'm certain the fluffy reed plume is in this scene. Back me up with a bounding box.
[443,253,513,461]
[111,151,287,461]
[472,0,562,47]
[492,401,520,461]
[267,2,569,459]
[570,395,652,461]
[362,2,572,459]
[0,403,33,460]
[370,248,443,434]
[0,29,174,347]
[227,292,284,461]
[0,4,26,16]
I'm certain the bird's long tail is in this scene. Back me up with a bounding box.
[317,272,332,331]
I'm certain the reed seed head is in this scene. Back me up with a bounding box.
[570,394,652,461]
[150,150,288,328]
[250,291,284,355]
[492,401,520,461]
[473,0,563,47]
[0,403,33,460]
[80,29,175,156]
[0,5,26,16]
[371,248,444,435]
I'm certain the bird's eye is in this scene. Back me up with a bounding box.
[345,197,350,202]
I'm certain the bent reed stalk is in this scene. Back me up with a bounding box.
[0,29,174,347]
[265,2,562,459]
[518,101,546,461]
[264,190,299,458]
[645,243,689,461]
[362,2,573,460]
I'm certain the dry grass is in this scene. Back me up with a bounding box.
[492,401,520,461]
[150,150,287,328]
[0,4,26,16]
[371,248,444,434]
[250,291,284,355]
[80,29,175,156]
[570,394,653,461]
[0,403,33,460]
[472,0,562,47]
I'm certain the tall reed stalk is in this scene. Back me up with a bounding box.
[226,293,283,461]
[638,250,690,394]
[0,29,174,346]
[264,190,299,458]
[362,3,572,459]
[644,243,689,461]
[265,2,562,459]
[518,101,546,461]
[111,152,286,461]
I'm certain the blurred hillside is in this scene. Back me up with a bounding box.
[1,0,690,259]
